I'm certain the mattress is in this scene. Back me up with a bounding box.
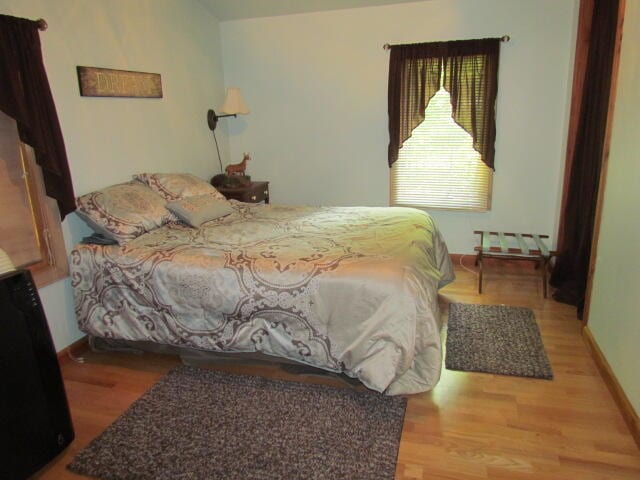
[71,202,454,395]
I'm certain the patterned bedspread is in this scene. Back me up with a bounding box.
[71,202,454,395]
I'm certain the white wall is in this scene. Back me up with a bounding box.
[220,0,577,253]
[587,0,640,414]
[0,0,228,350]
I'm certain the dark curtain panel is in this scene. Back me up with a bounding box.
[388,44,441,167]
[442,39,500,170]
[387,38,500,169]
[550,0,620,315]
[0,14,75,219]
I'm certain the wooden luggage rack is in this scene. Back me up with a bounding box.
[474,231,556,297]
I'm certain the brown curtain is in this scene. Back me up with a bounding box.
[388,38,500,169]
[442,40,500,170]
[388,44,441,167]
[0,14,75,219]
[550,0,620,315]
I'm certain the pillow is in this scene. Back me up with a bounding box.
[134,173,226,202]
[166,195,234,228]
[76,181,172,245]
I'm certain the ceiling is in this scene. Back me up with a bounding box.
[199,0,425,21]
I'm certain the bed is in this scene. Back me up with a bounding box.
[71,199,454,395]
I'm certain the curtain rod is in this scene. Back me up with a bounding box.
[36,18,47,31]
[382,35,510,50]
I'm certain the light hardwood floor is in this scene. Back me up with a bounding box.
[36,258,640,479]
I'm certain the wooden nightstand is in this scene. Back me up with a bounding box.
[214,181,269,204]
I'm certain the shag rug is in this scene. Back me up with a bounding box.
[445,303,553,379]
[68,366,406,480]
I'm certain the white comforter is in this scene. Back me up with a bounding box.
[71,202,454,394]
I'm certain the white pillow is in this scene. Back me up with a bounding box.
[76,181,172,244]
[134,173,226,202]
[166,195,234,227]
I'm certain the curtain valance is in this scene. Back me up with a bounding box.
[388,38,501,170]
[0,14,75,219]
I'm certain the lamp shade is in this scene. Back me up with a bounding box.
[219,87,250,115]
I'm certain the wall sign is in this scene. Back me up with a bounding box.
[76,66,162,98]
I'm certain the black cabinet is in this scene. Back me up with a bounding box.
[0,270,74,479]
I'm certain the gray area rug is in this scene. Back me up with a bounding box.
[68,366,406,480]
[445,303,553,379]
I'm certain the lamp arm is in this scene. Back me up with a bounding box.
[212,130,224,174]
[206,108,239,174]
[207,109,237,132]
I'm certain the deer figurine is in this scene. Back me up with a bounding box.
[225,153,251,176]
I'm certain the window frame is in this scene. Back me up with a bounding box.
[23,142,69,287]
[387,38,501,212]
[5,137,69,288]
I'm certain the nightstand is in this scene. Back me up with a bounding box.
[214,181,269,204]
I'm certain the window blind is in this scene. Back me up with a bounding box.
[0,110,43,268]
[390,88,492,211]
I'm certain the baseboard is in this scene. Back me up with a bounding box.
[56,335,88,366]
[450,253,476,265]
[450,253,464,263]
[582,326,640,447]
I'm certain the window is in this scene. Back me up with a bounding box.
[0,110,68,287]
[387,38,500,212]
[390,88,493,211]
[1,15,75,287]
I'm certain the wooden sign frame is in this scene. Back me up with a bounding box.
[77,66,162,98]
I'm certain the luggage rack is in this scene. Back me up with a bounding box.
[474,231,556,297]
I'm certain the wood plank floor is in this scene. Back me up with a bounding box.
[35,258,640,479]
